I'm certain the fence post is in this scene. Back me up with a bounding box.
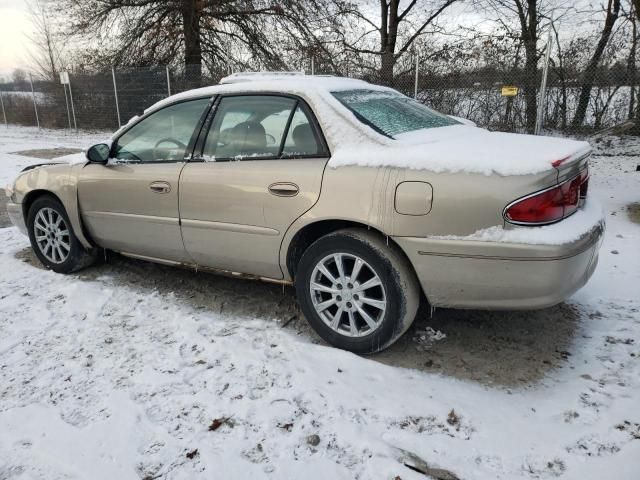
[62,83,72,129]
[0,92,7,128]
[29,73,40,129]
[68,74,78,130]
[111,66,121,127]
[535,20,554,135]
[311,57,315,75]
[414,49,419,99]
[166,66,171,96]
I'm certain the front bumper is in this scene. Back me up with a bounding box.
[6,202,28,235]
[394,221,604,310]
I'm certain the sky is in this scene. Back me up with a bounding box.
[0,0,33,79]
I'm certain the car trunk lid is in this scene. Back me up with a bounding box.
[387,125,591,177]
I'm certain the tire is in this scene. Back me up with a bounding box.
[27,195,98,274]
[295,228,420,354]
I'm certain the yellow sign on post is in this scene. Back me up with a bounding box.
[501,86,519,97]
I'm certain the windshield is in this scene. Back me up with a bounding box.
[331,89,460,137]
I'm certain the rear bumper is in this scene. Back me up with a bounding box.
[394,221,604,310]
[6,202,27,235]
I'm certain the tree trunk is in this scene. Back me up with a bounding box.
[181,0,202,86]
[631,0,640,133]
[380,51,395,87]
[518,0,539,134]
[571,0,621,128]
[628,10,637,120]
[505,96,514,128]
[378,0,398,87]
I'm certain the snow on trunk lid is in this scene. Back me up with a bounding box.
[329,125,592,177]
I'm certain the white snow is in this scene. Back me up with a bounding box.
[1,127,639,479]
[329,125,592,176]
[0,126,109,187]
[431,198,605,245]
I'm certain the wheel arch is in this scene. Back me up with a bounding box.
[22,188,94,250]
[284,219,420,290]
[22,189,62,221]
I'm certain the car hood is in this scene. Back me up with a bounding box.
[328,125,591,176]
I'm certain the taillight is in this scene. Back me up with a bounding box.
[504,169,589,225]
[579,171,589,199]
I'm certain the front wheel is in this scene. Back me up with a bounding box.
[295,228,420,354]
[27,195,98,274]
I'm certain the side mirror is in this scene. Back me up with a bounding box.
[86,143,110,163]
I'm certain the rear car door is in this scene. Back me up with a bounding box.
[179,94,330,279]
[78,97,212,261]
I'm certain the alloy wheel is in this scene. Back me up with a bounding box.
[33,207,71,264]
[309,253,387,337]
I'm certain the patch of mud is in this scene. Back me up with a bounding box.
[627,203,640,224]
[14,246,45,270]
[9,147,82,159]
[14,246,581,388]
[377,303,580,387]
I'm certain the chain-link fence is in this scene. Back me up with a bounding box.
[0,58,637,137]
[0,64,227,132]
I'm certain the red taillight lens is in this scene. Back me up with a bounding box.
[504,169,589,225]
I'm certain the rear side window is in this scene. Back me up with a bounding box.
[114,98,210,162]
[282,106,321,157]
[331,89,459,137]
[203,95,324,161]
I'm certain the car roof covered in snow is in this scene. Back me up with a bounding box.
[143,73,390,115]
[119,72,591,178]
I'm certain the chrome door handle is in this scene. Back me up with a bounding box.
[149,181,171,194]
[268,182,299,197]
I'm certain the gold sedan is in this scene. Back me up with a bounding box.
[5,73,603,353]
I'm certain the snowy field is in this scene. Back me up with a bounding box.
[0,126,639,479]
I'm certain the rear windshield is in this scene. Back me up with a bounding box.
[331,89,459,137]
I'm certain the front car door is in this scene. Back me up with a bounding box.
[179,94,330,279]
[78,97,212,262]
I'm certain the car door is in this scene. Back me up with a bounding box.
[179,94,330,279]
[78,97,212,261]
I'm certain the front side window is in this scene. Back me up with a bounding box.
[203,95,322,161]
[331,89,459,137]
[114,98,210,162]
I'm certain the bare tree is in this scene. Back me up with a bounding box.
[626,0,637,119]
[12,69,27,85]
[476,0,552,133]
[630,0,640,130]
[571,0,622,128]
[331,0,460,86]
[549,22,569,129]
[57,0,332,82]
[26,0,65,81]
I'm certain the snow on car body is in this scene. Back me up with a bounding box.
[5,73,604,353]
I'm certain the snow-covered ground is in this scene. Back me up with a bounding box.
[0,126,639,479]
[0,126,109,186]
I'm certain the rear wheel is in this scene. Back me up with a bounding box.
[295,228,420,354]
[27,195,98,274]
